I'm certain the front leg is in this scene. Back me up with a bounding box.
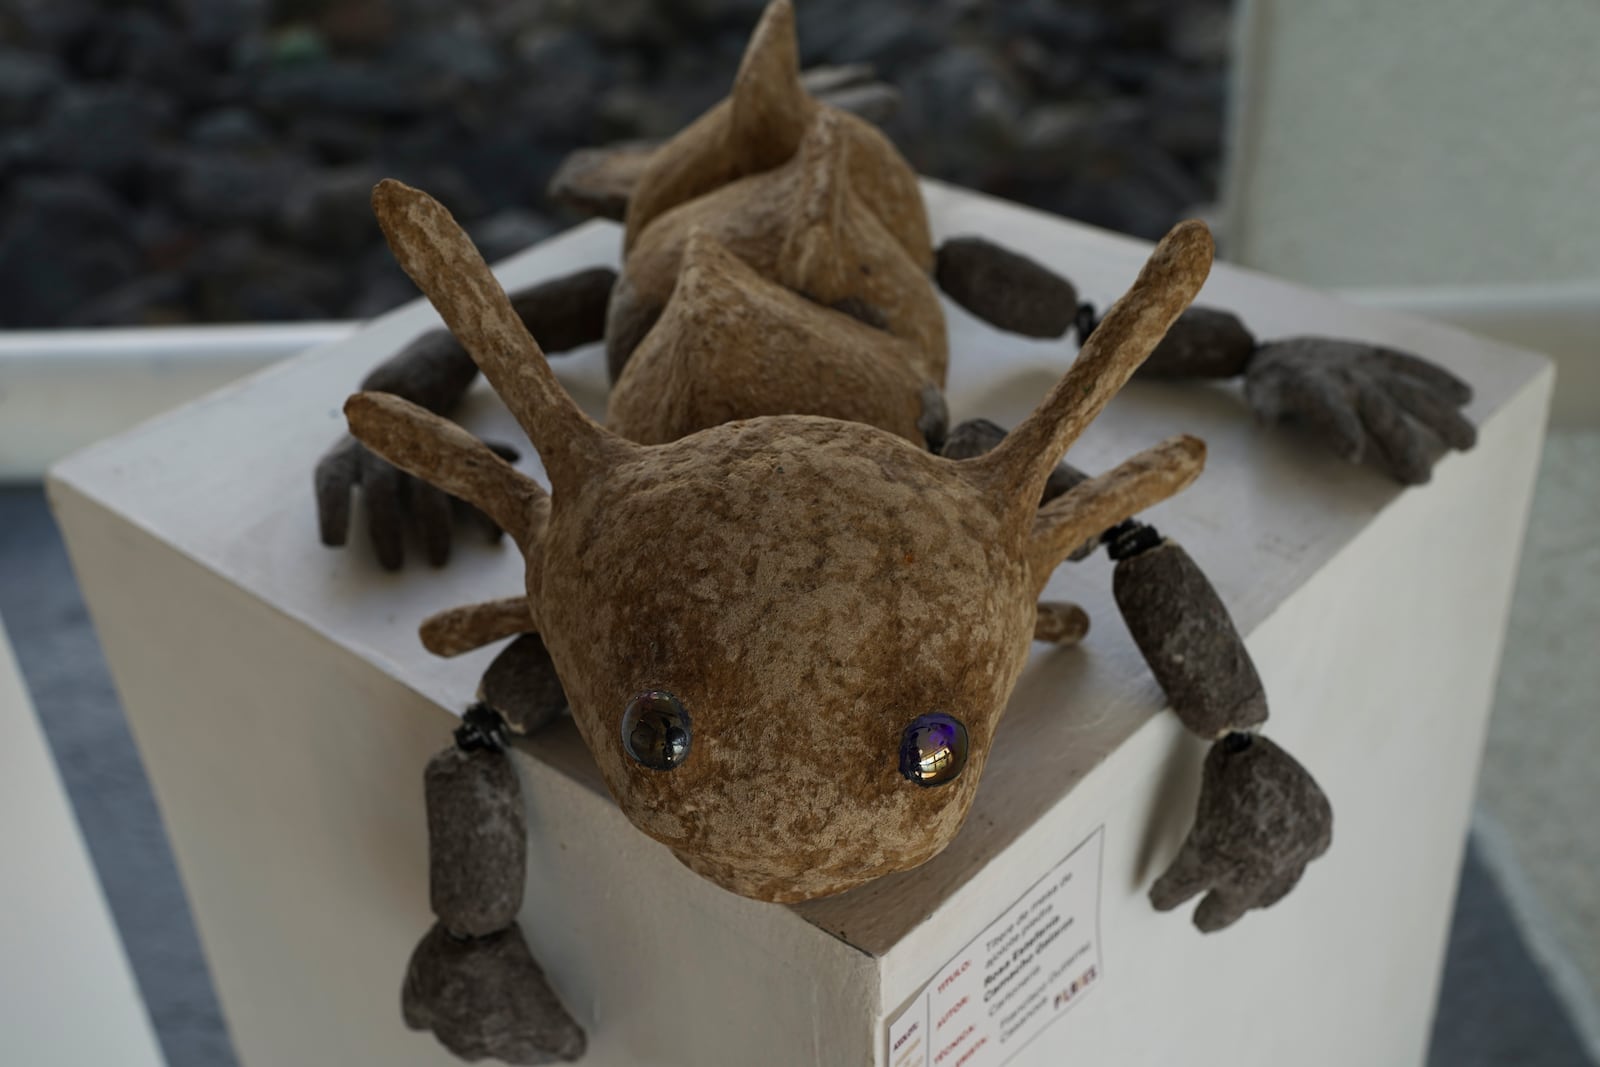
[403,706,587,1063]
[317,267,615,570]
[1147,732,1332,932]
[945,418,1333,931]
[317,329,504,570]
[1108,522,1332,931]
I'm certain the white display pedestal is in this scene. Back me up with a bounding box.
[50,184,1551,1067]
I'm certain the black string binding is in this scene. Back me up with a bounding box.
[1103,519,1163,561]
[454,702,510,754]
[1074,301,1101,342]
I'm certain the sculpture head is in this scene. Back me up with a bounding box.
[346,180,1211,901]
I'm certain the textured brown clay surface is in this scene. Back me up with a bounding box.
[1034,601,1090,645]
[426,747,527,937]
[1025,436,1205,590]
[607,231,930,447]
[934,236,1078,338]
[1244,337,1476,486]
[1136,306,1257,380]
[941,417,1090,507]
[539,416,1034,901]
[370,181,634,500]
[480,634,569,735]
[547,68,906,228]
[1112,540,1268,738]
[403,922,586,1064]
[316,266,611,572]
[420,596,535,658]
[971,220,1213,511]
[352,174,1215,901]
[622,0,932,270]
[1149,734,1333,932]
[608,107,947,387]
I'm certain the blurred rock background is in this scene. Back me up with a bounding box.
[0,0,1230,328]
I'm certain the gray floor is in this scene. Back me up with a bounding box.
[0,485,1591,1067]
[1478,430,1600,1015]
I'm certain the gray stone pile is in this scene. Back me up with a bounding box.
[0,0,1231,328]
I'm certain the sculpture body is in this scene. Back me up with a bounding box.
[314,2,1474,1059]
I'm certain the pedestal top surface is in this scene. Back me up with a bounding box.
[51,182,1548,955]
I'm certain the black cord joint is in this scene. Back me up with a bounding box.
[1074,302,1100,342]
[1104,519,1163,561]
[454,703,510,754]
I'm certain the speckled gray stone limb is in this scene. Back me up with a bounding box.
[934,237,1078,338]
[801,64,903,124]
[1244,337,1476,486]
[1134,306,1257,380]
[362,269,613,413]
[403,922,587,1064]
[316,435,512,570]
[480,635,569,736]
[939,417,1004,464]
[547,141,658,221]
[507,267,617,354]
[361,328,482,413]
[1112,539,1268,738]
[1150,733,1333,932]
[427,747,526,937]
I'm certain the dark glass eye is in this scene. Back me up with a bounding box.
[898,712,969,787]
[622,690,692,771]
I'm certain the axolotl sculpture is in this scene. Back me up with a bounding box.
[317,3,1475,1060]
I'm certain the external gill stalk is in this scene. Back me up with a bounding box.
[965,219,1215,525]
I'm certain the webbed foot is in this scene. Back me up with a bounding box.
[404,922,586,1064]
[316,431,517,571]
[406,730,586,1062]
[1151,733,1332,932]
[1245,338,1475,486]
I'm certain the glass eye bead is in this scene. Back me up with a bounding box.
[621,690,692,771]
[899,712,969,787]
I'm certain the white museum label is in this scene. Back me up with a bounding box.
[886,828,1105,1067]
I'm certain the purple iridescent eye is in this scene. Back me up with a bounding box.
[622,690,691,771]
[898,713,969,787]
